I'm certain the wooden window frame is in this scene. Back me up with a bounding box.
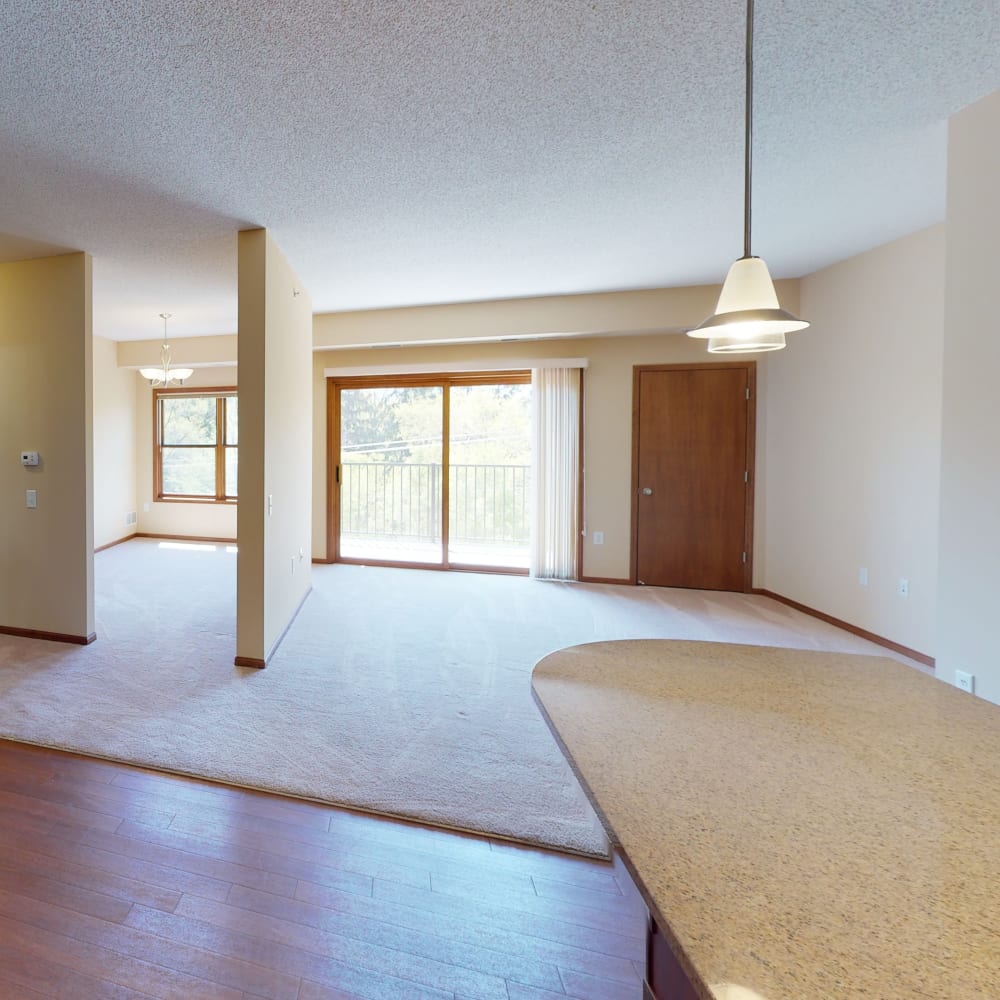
[154,387,238,504]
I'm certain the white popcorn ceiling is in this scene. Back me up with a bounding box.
[0,0,998,341]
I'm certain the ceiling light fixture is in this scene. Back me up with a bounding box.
[139,313,194,385]
[689,0,808,353]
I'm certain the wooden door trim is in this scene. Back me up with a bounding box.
[629,362,757,592]
[743,365,757,590]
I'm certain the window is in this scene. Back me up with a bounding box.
[154,388,238,501]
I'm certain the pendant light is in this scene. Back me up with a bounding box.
[139,313,194,386]
[689,0,808,352]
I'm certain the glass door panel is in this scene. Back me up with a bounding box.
[448,383,532,568]
[339,386,444,565]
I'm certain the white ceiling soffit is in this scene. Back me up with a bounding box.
[0,1,998,341]
[325,359,589,378]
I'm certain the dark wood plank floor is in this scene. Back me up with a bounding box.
[0,739,646,999]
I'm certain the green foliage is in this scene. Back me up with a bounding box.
[450,384,530,465]
[159,394,237,498]
[341,387,426,462]
[340,383,532,546]
[162,396,216,445]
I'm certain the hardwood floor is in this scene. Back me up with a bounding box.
[0,739,646,999]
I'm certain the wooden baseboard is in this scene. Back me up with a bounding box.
[234,585,313,670]
[135,532,238,544]
[752,589,935,667]
[579,575,633,586]
[0,626,96,646]
[234,656,266,669]
[95,533,138,554]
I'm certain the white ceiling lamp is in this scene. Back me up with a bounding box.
[139,313,194,385]
[689,0,808,353]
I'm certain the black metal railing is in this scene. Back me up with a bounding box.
[341,462,530,545]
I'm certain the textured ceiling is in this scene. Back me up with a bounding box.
[1,0,998,341]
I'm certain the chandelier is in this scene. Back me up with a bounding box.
[140,313,194,386]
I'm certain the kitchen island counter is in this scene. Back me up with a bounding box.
[532,639,1000,1000]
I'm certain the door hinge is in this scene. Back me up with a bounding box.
[744,470,748,483]
[746,387,750,400]
[742,551,747,564]
[335,465,340,484]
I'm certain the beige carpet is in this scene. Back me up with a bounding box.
[0,539,923,856]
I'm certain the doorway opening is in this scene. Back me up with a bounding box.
[328,373,532,572]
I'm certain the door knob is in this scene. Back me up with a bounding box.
[641,487,653,495]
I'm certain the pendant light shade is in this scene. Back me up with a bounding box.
[688,0,808,352]
[708,330,786,353]
[139,313,194,386]
[690,257,808,343]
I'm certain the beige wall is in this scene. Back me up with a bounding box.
[313,332,768,579]
[760,226,945,657]
[237,229,313,664]
[314,281,800,350]
[117,334,237,369]
[0,252,94,639]
[93,335,137,548]
[134,366,239,539]
[938,89,1000,705]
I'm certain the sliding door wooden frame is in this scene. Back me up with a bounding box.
[326,371,531,573]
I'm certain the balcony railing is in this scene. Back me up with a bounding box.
[340,462,530,547]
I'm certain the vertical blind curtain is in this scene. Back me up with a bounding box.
[530,367,580,580]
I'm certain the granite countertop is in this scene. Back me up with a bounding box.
[531,639,1000,1000]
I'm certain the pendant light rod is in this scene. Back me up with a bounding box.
[687,0,808,350]
[743,0,754,260]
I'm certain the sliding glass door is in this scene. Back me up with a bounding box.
[338,385,444,565]
[448,383,531,567]
[332,374,530,571]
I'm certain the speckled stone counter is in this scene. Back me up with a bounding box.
[532,639,1000,1000]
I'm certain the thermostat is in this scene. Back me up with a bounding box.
[20,451,39,466]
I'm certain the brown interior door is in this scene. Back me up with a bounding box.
[632,364,753,591]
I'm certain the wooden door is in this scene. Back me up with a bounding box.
[631,364,754,591]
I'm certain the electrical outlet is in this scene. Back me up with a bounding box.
[955,670,975,694]
[593,531,605,545]
[25,489,37,509]
[858,567,868,586]
[898,578,909,597]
